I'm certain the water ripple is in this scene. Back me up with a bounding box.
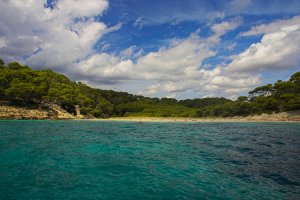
[0,121,299,199]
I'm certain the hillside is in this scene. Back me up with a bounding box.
[0,59,300,119]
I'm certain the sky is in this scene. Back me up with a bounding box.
[0,0,299,99]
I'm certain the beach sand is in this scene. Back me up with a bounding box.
[82,111,300,122]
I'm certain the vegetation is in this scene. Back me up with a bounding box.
[0,59,299,118]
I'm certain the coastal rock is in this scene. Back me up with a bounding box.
[0,104,75,120]
[48,104,76,119]
[0,106,49,119]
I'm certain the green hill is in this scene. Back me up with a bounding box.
[0,58,299,118]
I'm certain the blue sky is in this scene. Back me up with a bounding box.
[0,0,300,99]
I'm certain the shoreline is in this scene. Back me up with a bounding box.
[78,110,300,123]
[1,105,299,122]
[79,116,300,123]
[1,117,299,122]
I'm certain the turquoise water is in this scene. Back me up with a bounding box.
[0,121,299,199]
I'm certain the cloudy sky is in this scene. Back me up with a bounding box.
[0,0,299,99]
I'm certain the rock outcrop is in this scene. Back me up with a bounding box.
[0,104,75,120]
[48,104,76,119]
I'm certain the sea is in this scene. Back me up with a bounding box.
[0,120,299,199]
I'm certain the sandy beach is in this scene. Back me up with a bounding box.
[82,110,300,122]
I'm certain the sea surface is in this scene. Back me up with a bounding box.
[0,121,299,199]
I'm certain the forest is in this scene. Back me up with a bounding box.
[0,59,299,118]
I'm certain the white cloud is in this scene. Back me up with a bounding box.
[207,17,242,43]
[73,30,216,84]
[241,15,300,36]
[120,46,144,60]
[100,42,110,51]
[3,1,295,99]
[227,16,300,73]
[133,17,145,29]
[55,0,108,18]
[0,0,114,69]
[135,21,260,97]
[208,72,260,89]
[74,53,135,83]
[74,39,204,84]
[136,32,215,80]
[71,19,257,98]
[0,3,258,98]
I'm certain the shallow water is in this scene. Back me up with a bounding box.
[0,121,299,199]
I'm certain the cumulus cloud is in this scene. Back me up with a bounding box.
[74,53,135,84]
[73,32,214,85]
[208,17,242,43]
[136,32,215,80]
[0,0,113,69]
[0,2,258,98]
[137,15,300,97]
[1,1,298,99]
[226,16,300,73]
[73,19,257,98]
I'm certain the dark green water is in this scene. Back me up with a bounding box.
[0,121,299,199]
